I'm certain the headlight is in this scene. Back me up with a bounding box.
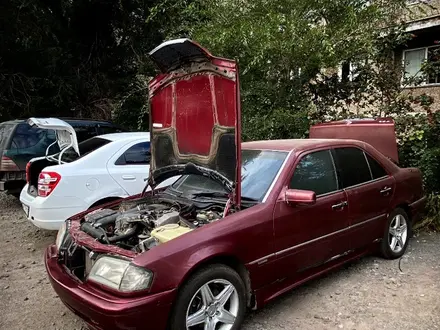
[55,221,67,250]
[88,256,153,292]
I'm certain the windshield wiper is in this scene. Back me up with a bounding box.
[191,192,258,202]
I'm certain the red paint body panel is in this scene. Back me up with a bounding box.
[148,39,241,205]
[285,189,316,204]
[273,189,350,276]
[132,203,275,293]
[45,138,426,330]
[309,118,399,164]
[44,41,427,330]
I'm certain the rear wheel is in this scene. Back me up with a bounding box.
[380,208,411,259]
[170,264,246,330]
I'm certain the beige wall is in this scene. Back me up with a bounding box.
[403,86,440,112]
[315,1,440,118]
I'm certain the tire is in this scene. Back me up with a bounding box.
[169,264,246,330]
[380,208,411,259]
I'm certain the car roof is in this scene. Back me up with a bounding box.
[242,138,370,152]
[98,132,150,142]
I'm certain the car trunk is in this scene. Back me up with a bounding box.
[26,136,111,196]
[26,158,56,196]
[309,118,399,164]
[24,118,80,196]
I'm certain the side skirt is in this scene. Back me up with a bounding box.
[252,247,374,309]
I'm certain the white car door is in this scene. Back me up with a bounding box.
[107,140,150,196]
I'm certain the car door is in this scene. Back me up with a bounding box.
[107,141,150,196]
[331,146,395,251]
[273,148,350,278]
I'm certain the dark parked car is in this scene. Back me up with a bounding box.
[0,118,125,196]
[45,39,426,330]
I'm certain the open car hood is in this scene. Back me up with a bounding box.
[148,39,242,205]
[27,117,79,156]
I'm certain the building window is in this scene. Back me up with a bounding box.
[403,46,440,86]
[427,47,440,84]
[337,61,361,82]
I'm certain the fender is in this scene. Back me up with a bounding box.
[132,203,273,294]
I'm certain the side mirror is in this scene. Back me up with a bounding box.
[285,189,316,206]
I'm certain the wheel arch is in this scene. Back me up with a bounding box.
[394,203,412,221]
[88,196,123,209]
[177,254,254,309]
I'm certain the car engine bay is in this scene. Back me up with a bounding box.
[79,196,226,253]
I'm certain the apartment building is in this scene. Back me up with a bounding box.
[398,0,440,111]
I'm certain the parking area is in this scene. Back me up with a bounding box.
[0,193,439,330]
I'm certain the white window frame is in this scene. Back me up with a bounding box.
[402,45,440,87]
[337,62,359,82]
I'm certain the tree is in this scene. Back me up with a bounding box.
[176,0,408,140]
[0,0,193,129]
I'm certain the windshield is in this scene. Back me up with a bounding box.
[54,137,111,163]
[168,149,288,202]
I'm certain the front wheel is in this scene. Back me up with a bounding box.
[380,208,411,259]
[170,264,246,330]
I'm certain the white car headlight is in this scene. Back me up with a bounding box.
[88,256,153,292]
[55,221,67,250]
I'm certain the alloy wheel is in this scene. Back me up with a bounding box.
[186,279,239,330]
[388,214,408,253]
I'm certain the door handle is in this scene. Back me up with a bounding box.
[380,187,392,194]
[332,201,348,210]
[122,175,136,180]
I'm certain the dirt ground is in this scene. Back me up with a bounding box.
[0,193,439,330]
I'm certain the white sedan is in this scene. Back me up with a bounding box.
[20,118,176,230]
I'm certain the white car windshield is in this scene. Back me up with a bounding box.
[168,149,288,202]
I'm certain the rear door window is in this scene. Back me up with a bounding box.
[115,142,151,165]
[290,149,338,196]
[331,147,373,188]
[365,153,388,179]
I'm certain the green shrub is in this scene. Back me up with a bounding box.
[413,194,440,232]
[396,112,440,231]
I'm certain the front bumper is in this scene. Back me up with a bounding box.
[45,245,175,330]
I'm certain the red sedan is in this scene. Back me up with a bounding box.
[45,39,426,330]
